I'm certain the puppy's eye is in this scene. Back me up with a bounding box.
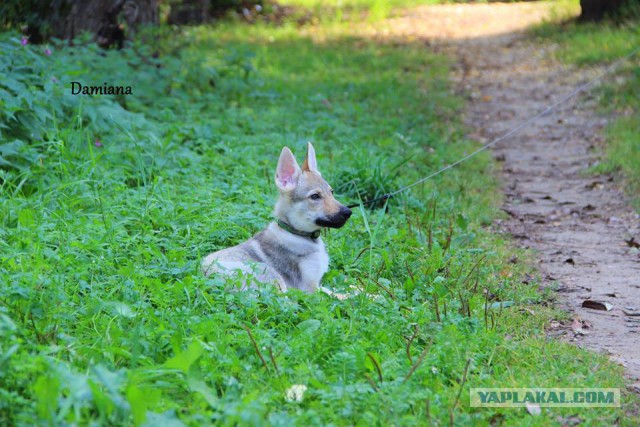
[310,193,322,200]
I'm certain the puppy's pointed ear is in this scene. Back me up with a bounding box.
[275,147,301,191]
[302,141,318,173]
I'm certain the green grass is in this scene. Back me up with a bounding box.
[1,7,638,426]
[535,0,640,207]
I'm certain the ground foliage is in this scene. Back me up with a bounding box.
[0,10,637,426]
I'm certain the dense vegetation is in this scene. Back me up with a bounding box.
[1,3,638,425]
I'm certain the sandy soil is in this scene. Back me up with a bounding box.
[373,2,640,381]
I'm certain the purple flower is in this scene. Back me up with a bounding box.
[51,77,59,83]
[94,139,102,148]
[44,48,52,56]
[21,37,28,46]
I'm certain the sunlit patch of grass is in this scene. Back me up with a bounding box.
[538,0,581,25]
[277,0,441,22]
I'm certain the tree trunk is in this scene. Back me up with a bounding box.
[579,0,625,21]
[50,0,158,46]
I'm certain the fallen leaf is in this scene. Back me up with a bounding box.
[581,300,612,311]
[623,309,640,317]
[625,237,640,248]
[525,403,541,416]
[571,317,589,336]
[571,318,582,330]
[585,181,603,190]
[604,292,621,298]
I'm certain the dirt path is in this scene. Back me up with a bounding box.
[377,3,640,381]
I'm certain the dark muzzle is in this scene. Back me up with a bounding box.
[315,206,352,229]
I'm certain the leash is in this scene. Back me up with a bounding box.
[347,47,640,210]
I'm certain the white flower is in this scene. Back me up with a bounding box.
[431,366,439,374]
[285,384,307,402]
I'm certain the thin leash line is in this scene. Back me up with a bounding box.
[349,47,640,209]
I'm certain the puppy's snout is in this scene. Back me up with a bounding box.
[339,206,352,220]
[315,205,352,228]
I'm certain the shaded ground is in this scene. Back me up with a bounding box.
[375,3,640,381]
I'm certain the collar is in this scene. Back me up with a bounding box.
[277,220,321,240]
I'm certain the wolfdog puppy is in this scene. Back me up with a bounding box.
[201,143,352,292]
